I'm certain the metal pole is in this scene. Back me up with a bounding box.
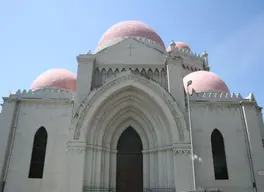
[187,80,196,191]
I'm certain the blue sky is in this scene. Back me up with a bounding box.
[1,0,264,108]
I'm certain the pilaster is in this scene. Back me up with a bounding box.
[241,103,264,191]
[173,144,195,192]
[166,57,186,113]
[0,99,18,190]
[75,54,95,112]
[67,141,86,192]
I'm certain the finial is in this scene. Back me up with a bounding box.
[87,50,92,54]
[202,50,208,57]
[170,40,176,49]
[246,93,255,101]
[8,90,12,96]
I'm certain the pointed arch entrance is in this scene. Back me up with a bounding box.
[116,127,143,192]
[71,72,190,189]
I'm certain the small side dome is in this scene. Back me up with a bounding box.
[30,69,77,92]
[167,41,191,51]
[183,71,229,93]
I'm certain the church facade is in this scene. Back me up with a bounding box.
[0,21,264,192]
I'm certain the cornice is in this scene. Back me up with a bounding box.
[4,97,73,105]
[94,64,166,69]
[189,92,258,104]
[95,36,165,54]
[190,100,257,106]
[77,54,95,63]
[3,87,74,101]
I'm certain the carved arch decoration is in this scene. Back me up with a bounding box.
[72,71,188,145]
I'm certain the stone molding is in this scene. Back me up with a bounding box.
[172,143,191,156]
[67,141,86,154]
[4,87,74,100]
[94,67,166,71]
[189,91,256,102]
[67,147,86,154]
[73,71,186,141]
[21,101,72,108]
[142,146,172,153]
[67,142,192,155]
[95,36,165,53]
[94,36,205,64]
[173,148,191,156]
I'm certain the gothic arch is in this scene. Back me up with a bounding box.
[211,129,229,180]
[28,126,48,179]
[73,71,188,148]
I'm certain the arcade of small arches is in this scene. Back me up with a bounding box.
[91,68,168,90]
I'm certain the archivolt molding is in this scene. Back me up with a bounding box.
[73,71,187,142]
[89,92,164,149]
[108,118,151,150]
[86,91,170,149]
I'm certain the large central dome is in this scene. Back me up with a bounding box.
[96,21,165,52]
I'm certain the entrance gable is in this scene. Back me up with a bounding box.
[95,38,168,65]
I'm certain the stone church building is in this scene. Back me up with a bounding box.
[0,21,264,192]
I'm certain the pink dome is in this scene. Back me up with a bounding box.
[183,71,229,93]
[97,21,165,49]
[167,41,191,51]
[31,69,77,92]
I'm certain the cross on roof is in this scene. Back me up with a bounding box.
[126,44,136,56]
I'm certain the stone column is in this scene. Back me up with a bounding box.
[158,149,167,187]
[85,146,94,186]
[67,141,86,192]
[109,150,117,188]
[142,151,150,188]
[166,148,174,188]
[173,144,194,192]
[103,149,111,188]
[94,148,102,187]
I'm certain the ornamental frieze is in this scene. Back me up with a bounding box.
[67,148,86,154]
[173,148,191,156]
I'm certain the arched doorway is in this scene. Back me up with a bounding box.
[116,127,143,192]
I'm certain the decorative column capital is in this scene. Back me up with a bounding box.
[67,141,86,154]
[173,149,191,156]
[172,143,191,156]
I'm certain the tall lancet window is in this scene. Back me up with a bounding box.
[211,129,229,180]
[28,127,48,179]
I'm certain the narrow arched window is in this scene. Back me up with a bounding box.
[28,127,48,178]
[211,129,229,180]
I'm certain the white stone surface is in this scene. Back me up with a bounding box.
[0,37,263,192]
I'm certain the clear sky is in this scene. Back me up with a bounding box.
[1,0,264,108]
